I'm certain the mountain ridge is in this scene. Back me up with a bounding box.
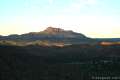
[0,27,119,46]
[0,27,88,40]
[0,27,93,46]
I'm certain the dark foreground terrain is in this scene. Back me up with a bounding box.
[0,44,120,80]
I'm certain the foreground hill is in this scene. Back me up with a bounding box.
[0,44,120,80]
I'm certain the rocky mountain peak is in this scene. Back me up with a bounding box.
[43,27,65,33]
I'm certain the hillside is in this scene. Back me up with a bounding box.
[0,27,88,41]
[0,27,120,80]
[0,44,120,80]
[0,27,120,46]
[0,27,96,46]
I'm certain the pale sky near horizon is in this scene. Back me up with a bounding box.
[0,0,120,38]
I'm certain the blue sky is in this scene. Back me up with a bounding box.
[0,0,120,38]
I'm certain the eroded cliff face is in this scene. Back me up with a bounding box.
[43,27,65,34]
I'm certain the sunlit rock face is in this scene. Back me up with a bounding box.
[100,42,120,46]
[43,27,65,34]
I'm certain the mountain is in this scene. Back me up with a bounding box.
[0,27,119,46]
[0,27,95,46]
[0,27,89,42]
[26,27,88,39]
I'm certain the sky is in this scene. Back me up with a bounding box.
[0,0,120,38]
